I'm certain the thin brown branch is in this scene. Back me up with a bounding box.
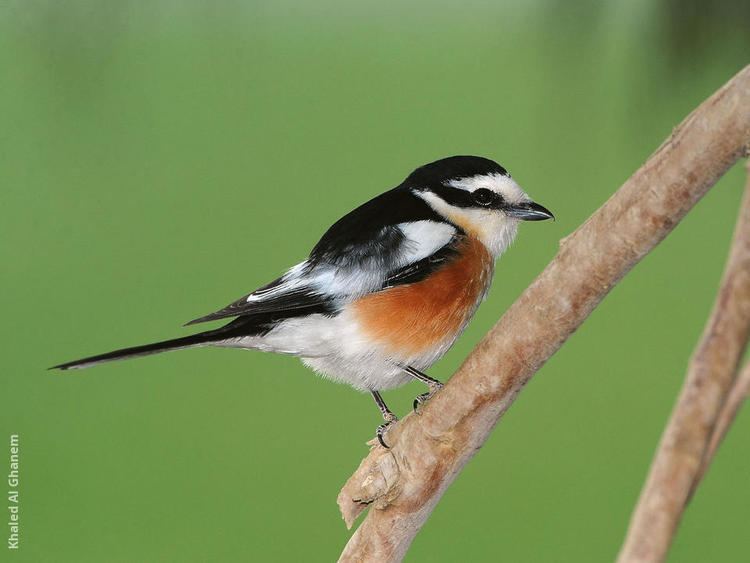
[617,161,750,563]
[691,173,750,494]
[338,66,750,563]
[695,358,750,489]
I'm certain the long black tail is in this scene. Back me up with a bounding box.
[51,326,233,371]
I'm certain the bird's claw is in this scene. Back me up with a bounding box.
[413,382,445,413]
[376,416,398,448]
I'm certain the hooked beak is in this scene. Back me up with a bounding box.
[506,201,555,221]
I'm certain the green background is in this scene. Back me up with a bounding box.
[2,1,749,561]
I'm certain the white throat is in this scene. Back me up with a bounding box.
[414,190,520,258]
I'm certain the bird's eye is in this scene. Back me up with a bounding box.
[473,188,495,206]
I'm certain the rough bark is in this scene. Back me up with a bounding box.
[337,65,750,563]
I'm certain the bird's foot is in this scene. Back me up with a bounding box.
[376,413,398,448]
[413,381,445,413]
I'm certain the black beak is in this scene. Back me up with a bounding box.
[506,201,555,221]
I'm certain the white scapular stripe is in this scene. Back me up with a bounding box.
[247,221,455,305]
[396,220,456,265]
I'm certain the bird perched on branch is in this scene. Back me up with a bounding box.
[53,155,553,447]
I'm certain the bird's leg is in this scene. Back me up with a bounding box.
[371,390,398,448]
[403,365,444,413]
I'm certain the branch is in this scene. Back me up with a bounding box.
[338,66,750,563]
[617,162,750,563]
[697,358,750,488]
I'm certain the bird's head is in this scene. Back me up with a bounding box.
[406,155,553,257]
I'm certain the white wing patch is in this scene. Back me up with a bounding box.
[246,262,308,302]
[245,221,456,306]
[308,264,384,298]
[396,221,456,266]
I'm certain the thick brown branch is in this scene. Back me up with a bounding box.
[617,162,750,563]
[338,66,750,563]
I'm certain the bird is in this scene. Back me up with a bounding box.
[52,155,553,447]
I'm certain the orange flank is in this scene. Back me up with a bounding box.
[353,236,494,357]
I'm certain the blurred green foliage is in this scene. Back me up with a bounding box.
[1,1,748,561]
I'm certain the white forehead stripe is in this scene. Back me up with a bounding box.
[446,173,529,204]
[446,172,508,192]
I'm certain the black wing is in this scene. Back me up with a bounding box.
[186,186,457,326]
[185,271,336,326]
[381,242,461,288]
[308,185,444,265]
